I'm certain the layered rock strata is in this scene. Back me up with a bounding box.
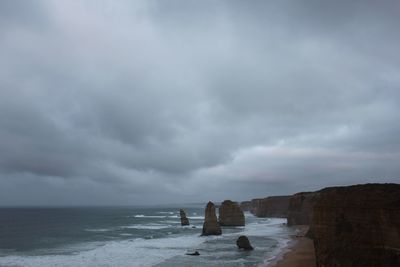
[219,200,245,226]
[312,183,400,267]
[287,192,319,226]
[244,196,291,218]
[202,201,222,235]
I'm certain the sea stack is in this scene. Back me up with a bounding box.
[219,200,245,226]
[202,201,222,235]
[312,184,400,267]
[179,209,190,226]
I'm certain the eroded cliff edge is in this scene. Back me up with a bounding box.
[312,183,400,267]
[287,192,319,226]
[242,183,400,266]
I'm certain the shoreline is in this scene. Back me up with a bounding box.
[266,226,316,267]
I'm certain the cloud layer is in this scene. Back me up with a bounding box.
[1,0,399,205]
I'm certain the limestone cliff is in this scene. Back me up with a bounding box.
[287,192,319,226]
[312,183,400,267]
[219,200,245,226]
[202,201,222,235]
[253,196,291,218]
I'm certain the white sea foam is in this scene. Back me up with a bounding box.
[0,215,292,267]
[84,228,112,232]
[163,220,180,224]
[121,224,172,230]
[133,214,188,219]
[133,215,166,218]
[119,233,132,236]
[262,237,291,267]
[245,218,293,266]
[187,216,203,220]
[0,235,205,267]
[240,218,286,236]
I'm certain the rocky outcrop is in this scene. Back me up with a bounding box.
[249,196,290,218]
[236,235,254,250]
[219,200,245,226]
[312,183,400,267]
[202,201,222,236]
[287,192,319,226]
[179,209,190,226]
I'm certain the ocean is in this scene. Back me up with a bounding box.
[0,204,294,267]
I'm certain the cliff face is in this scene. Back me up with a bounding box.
[246,196,290,218]
[312,184,400,267]
[219,200,245,226]
[255,196,291,218]
[202,201,222,235]
[287,192,319,226]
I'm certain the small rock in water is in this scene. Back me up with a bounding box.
[186,251,200,256]
[236,235,254,250]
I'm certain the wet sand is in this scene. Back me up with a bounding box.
[269,226,316,267]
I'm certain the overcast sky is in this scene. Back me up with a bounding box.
[0,0,399,206]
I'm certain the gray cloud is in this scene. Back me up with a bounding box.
[0,0,399,205]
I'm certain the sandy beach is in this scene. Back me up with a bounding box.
[269,226,316,267]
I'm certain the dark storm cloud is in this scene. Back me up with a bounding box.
[0,0,399,205]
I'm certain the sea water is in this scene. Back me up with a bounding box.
[0,205,293,267]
